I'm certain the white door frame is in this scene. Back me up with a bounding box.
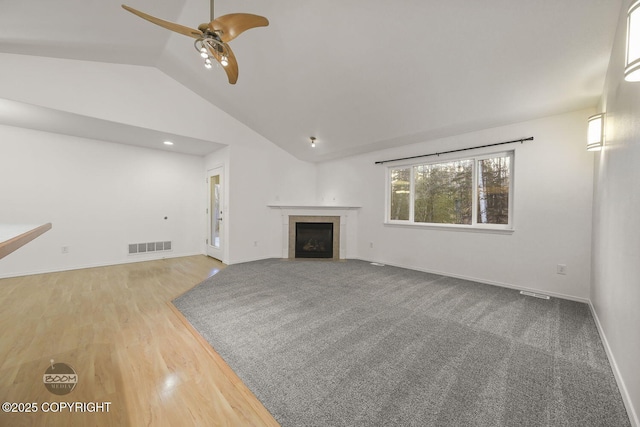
[206,166,225,261]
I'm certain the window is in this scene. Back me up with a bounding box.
[387,151,513,229]
[389,168,410,220]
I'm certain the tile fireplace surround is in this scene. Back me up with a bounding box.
[268,205,360,260]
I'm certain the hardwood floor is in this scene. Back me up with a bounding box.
[0,256,279,427]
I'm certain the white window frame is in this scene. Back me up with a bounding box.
[385,150,515,233]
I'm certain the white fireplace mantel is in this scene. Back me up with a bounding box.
[267,204,361,210]
[268,204,360,259]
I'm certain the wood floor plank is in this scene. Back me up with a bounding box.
[0,256,279,427]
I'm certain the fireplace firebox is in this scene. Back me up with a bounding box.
[295,222,333,258]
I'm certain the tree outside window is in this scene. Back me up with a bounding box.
[387,152,513,228]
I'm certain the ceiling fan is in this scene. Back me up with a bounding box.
[121,1,269,84]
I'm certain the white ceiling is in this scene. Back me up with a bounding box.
[0,0,623,162]
[0,99,224,156]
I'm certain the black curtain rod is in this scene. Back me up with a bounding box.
[374,136,534,165]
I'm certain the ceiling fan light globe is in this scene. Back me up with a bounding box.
[221,56,229,67]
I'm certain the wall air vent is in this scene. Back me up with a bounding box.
[128,241,172,255]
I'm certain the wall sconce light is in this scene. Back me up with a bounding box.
[625,0,640,81]
[310,136,316,148]
[587,113,605,151]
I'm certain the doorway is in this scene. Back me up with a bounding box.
[207,167,224,261]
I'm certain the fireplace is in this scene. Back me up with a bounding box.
[295,222,333,258]
[288,215,341,260]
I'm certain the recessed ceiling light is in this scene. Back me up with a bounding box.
[164,141,174,146]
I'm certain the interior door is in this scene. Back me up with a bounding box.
[206,167,224,261]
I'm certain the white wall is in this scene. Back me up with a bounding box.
[0,125,205,277]
[0,53,318,270]
[205,136,318,265]
[317,109,595,301]
[591,1,640,424]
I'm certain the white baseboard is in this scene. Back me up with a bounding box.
[588,302,639,427]
[0,251,204,279]
[226,254,279,265]
[359,258,590,303]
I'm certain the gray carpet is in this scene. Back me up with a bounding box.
[173,259,630,427]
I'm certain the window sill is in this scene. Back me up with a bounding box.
[383,221,514,234]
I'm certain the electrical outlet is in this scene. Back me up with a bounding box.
[557,264,567,275]
[61,246,69,254]
[369,242,374,248]
[254,241,258,247]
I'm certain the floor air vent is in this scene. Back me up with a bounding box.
[519,290,550,300]
[128,241,172,255]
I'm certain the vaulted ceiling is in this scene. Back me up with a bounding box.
[0,0,623,162]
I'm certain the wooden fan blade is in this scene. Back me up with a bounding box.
[209,13,269,43]
[122,4,203,39]
[208,43,238,84]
